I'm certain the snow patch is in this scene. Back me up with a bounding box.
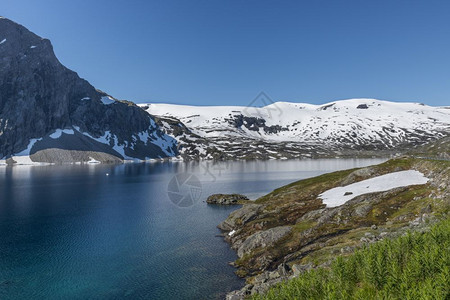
[15,138,42,156]
[319,170,429,207]
[111,136,129,158]
[101,96,115,105]
[30,45,37,49]
[81,97,90,101]
[80,130,134,160]
[4,138,49,165]
[138,131,149,143]
[49,129,75,139]
[87,157,100,164]
[10,156,37,165]
[0,39,6,44]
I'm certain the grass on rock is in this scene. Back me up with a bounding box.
[252,218,450,300]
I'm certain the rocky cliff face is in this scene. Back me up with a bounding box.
[0,17,176,163]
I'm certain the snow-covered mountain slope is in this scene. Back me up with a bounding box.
[140,99,450,160]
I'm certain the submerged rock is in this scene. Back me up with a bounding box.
[206,194,249,205]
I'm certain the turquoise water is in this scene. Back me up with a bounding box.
[0,158,384,299]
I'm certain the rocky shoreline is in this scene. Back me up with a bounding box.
[215,148,450,299]
[224,212,440,300]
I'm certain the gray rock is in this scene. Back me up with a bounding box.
[341,166,376,185]
[379,232,389,238]
[291,263,314,277]
[340,246,353,254]
[227,265,293,299]
[360,237,369,243]
[298,208,326,222]
[218,204,262,231]
[277,263,290,277]
[353,202,374,217]
[206,193,249,205]
[237,226,292,258]
[410,216,422,227]
[251,281,280,295]
[225,290,246,300]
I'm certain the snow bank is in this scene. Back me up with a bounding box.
[319,170,429,207]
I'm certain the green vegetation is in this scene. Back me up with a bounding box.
[252,218,450,300]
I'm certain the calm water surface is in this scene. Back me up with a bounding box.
[0,158,385,299]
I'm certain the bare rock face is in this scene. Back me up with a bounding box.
[0,18,177,162]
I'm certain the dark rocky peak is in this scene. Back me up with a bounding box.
[0,18,176,162]
[0,17,52,56]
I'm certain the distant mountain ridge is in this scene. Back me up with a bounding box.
[0,17,176,164]
[140,99,450,160]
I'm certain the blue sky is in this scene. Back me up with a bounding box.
[3,0,450,106]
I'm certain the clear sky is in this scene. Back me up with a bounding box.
[3,0,450,106]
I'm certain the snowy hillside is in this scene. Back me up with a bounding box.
[140,99,450,160]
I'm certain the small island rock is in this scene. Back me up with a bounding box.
[206,194,249,205]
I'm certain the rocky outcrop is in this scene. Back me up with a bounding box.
[227,115,288,134]
[219,146,450,299]
[206,194,249,205]
[0,18,177,163]
[218,204,263,231]
[226,263,292,300]
[237,226,292,258]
